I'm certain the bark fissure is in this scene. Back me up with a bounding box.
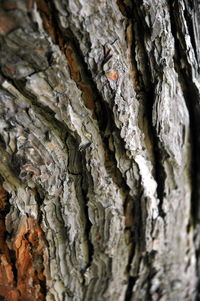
[79,155,95,273]
[132,5,167,218]
[124,276,137,301]
[120,4,170,297]
[124,191,143,301]
[38,9,145,299]
[167,1,200,298]
[168,0,200,220]
[38,0,136,198]
[183,0,199,64]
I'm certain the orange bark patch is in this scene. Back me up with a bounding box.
[79,84,96,112]
[106,70,119,81]
[0,186,47,301]
[5,65,14,74]
[13,216,46,300]
[64,44,96,113]
[65,46,80,82]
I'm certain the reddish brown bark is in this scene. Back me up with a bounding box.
[0,187,46,301]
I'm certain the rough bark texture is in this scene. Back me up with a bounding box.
[0,0,199,300]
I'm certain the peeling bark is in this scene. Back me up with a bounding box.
[0,0,199,300]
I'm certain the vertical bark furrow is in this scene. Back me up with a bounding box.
[130,0,196,299]
[167,1,200,298]
[34,5,147,300]
[167,0,200,220]
[130,8,167,218]
[49,4,162,299]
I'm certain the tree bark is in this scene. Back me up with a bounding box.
[0,0,199,300]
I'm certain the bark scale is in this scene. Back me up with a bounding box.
[0,0,199,300]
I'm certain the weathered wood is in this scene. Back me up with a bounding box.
[0,0,199,300]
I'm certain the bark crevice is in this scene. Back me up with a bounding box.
[131,6,167,218]
[167,2,200,298]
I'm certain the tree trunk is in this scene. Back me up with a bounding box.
[0,0,199,300]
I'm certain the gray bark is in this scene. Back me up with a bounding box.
[0,0,199,300]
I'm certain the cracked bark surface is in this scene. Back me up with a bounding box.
[0,0,199,300]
